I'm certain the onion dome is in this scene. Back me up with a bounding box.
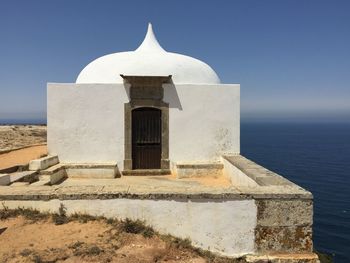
[76,23,220,84]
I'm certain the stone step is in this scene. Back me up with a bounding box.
[10,182,30,187]
[64,163,121,179]
[0,173,10,186]
[29,155,59,171]
[122,169,171,176]
[30,179,50,186]
[9,171,38,184]
[175,163,223,179]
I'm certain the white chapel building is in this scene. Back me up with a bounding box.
[47,24,240,176]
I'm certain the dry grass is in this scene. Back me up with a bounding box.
[0,205,241,263]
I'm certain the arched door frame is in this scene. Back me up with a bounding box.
[124,99,169,170]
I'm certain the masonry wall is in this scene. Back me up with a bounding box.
[47,83,240,169]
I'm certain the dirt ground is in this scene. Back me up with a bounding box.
[0,145,47,170]
[0,215,224,263]
[0,125,46,152]
[0,125,47,170]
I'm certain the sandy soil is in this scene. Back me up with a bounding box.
[0,125,46,152]
[0,125,47,170]
[0,145,47,170]
[0,216,208,263]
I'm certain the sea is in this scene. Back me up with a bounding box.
[241,122,350,263]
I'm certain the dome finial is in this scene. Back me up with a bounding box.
[135,23,166,53]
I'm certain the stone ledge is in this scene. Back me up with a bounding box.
[224,155,301,187]
[0,189,313,201]
[122,169,171,176]
[29,155,59,171]
[175,162,224,179]
[176,163,223,169]
[0,174,10,186]
[256,199,313,227]
[255,225,313,253]
[245,253,319,263]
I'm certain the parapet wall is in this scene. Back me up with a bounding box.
[0,186,314,260]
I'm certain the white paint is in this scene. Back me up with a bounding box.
[221,157,259,188]
[47,83,240,167]
[2,198,257,257]
[47,83,128,169]
[76,24,220,85]
[164,84,240,163]
[29,155,59,171]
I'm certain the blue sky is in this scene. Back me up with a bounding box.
[0,0,349,123]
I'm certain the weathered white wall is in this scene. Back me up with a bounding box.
[48,83,240,167]
[2,198,256,257]
[47,83,129,169]
[221,157,259,188]
[164,84,240,163]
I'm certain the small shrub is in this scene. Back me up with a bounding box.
[68,241,84,250]
[87,245,102,256]
[106,218,116,225]
[72,244,103,257]
[0,204,48,221]
[52,203,68,225]
[142,226,155,238]
[169,236,192,249]
[19,248,33,257]
[120,218,154,238]
[70,213,97,223]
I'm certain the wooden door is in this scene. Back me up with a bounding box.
[132,108,161,169]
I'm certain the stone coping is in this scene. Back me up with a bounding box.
[63,163,118,169]
[223,155,302,187]
[176,163,224,169]
[122,169,171,176]
[0,179,312,201]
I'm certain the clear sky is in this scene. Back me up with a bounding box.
[0,0,349,123]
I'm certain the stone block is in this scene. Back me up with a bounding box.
[255,225,313,253]
[39,164,67,185]
[0,174,10,186]
[29,155,59,171]
[10,171,38,184]
[176,163,223,178]
[256,199,313,227]
[65,163,121,179]
[245,253,319,263]
[255,176,292,186]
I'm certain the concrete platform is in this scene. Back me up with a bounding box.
[0,155,315,261]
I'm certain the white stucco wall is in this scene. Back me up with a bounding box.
[47,83,240,168]
[164,84,240,163]
[47,83,129,168]
[2,198,256,257]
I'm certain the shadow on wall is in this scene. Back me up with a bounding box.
[163,83,183,110]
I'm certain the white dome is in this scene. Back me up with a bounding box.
[76,24,220,84]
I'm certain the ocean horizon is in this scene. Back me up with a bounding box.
[241,122,350,262]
